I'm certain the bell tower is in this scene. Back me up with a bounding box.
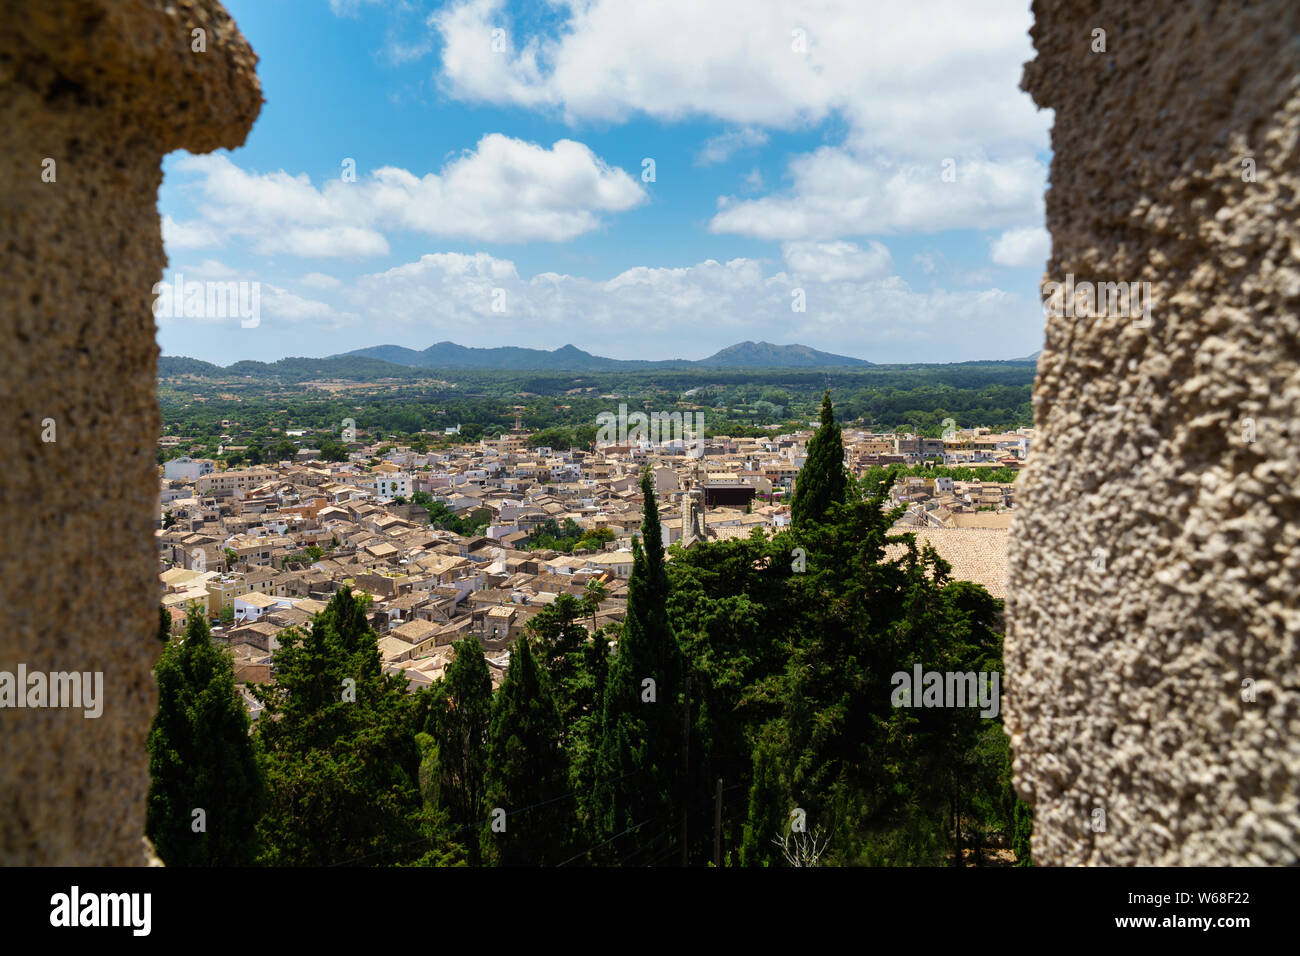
[681,464,706,548]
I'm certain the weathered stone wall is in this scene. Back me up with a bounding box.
[0,0,260,864]
[2,0,1293,869]
[1006,1,1300,864]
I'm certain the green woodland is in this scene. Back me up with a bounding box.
[156,361,1034,464]
[147,396,1033,867]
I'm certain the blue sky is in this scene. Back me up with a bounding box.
[157,0,1052,365]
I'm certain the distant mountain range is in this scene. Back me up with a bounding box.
[338,340,875,370]
[156,341,1040,381]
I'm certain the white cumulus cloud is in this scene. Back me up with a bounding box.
[990,226,1051,268]
[162,215,221,250]
[429,1,1049,241]
[697,127,770,166]
[431,0,1046,158]
[711,150,1046,239]
[300,272,344,290]
[781,240,893,282]
[164,134,646,258]
[331,251,1041,362]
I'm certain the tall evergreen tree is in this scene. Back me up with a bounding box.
[526,592,589,733]
[526,590,611,837]
[427,636,494,865]
[739,734,787,867]
[252,588,424,866]
[790,391,848,527]
[146,606,264,865]
[570,627,611,835]
[409,732,468,867]
[592,472,683,864]
[585,631,610,717]
[484,637,570,865]
[1013,801,1034,866]
[667,529,796,863]
[751,468,1007,865]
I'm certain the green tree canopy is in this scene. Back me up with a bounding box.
[484,637,571,865]
[146,606,264,865]
[592,472,684,864]
[790,390,848,527]
[424,637,494,865]
[251,588,424,865]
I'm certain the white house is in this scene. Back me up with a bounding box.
[233,591,292,624]
[163,456,215,481]
[376,473,412,499]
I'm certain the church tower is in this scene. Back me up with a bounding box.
[681,463,706,548]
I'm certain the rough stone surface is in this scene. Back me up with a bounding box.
[1006,1,1300,865]
[0,0,260,865]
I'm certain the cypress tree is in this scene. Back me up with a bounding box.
[790,391,848,527]
[484,637,570,865]
[740,734,787,867]
[570,627,611,834]
[410,732,468,867]
[525,592,589,733]
[592,473,682,863]
[146,606,264,865]
[584,630,610,734]
[428,636,494,865]
[1013,800,1034,866]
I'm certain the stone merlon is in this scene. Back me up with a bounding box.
[0,0,261,865]
[1006,0,1300,865]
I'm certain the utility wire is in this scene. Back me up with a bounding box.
[626,797,727,867]
[641,841,682,867]
[616,822,680,867]
[556,814,663,867]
